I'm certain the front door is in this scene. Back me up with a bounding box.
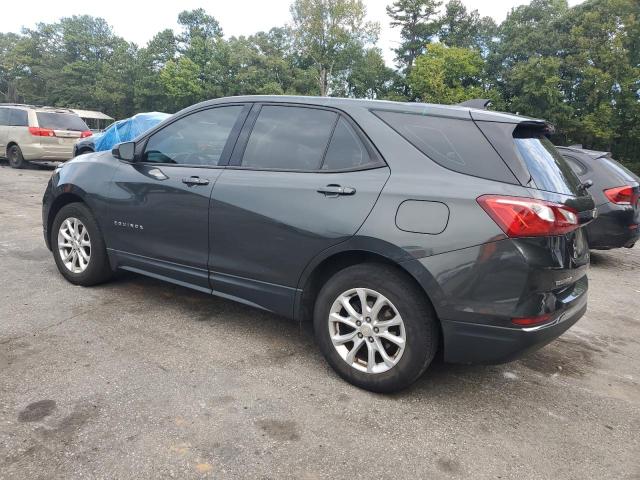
[209,104,390,314]
[106,104,247,290]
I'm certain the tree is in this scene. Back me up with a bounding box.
[290,0,379,96]
[437,0,496,52]
[408,43,486,104]
[386,0,441,78]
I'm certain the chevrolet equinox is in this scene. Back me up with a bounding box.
[43,96,596,392]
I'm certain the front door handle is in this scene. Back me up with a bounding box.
[317,184,356,197]
[182,176,209,186]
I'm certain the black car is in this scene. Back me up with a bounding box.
[558,146,639,249]
[42,96,595,392]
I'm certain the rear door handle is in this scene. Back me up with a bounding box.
[317,184,356,197]
[182,176,209,186]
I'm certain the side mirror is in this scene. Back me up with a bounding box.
[112,141,136,161]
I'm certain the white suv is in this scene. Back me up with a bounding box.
[0,104,92,168]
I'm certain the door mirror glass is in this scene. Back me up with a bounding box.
[113,141,136,161]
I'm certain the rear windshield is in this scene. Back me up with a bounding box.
[513,128,582,195]
[373,110,518,184]
[601,157,639,184]
[36,112,89,131]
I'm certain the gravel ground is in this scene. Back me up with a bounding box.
[1,162,639,480]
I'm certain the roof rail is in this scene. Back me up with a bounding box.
[0,103,77,113]
[456,98,492,110]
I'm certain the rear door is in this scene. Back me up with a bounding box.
[209,104,390,315]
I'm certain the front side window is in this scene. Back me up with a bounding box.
[143,106,242,166]
[241,106,337,170]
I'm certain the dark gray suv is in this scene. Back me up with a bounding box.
[42,96,596,392]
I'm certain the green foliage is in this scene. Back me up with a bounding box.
[408,43,485,104]
[0,1,638,173]
[290,0,379,96]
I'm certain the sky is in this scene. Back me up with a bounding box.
[4,0,586,66]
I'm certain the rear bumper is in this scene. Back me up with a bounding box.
[21,143,74,161]
[403,236,590,364]
[587,203,639,249]
[440,285,587,364]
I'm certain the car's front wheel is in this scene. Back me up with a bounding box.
[51,203,113,286]
[313,263,439,393]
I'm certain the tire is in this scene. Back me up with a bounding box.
[313,263,439,393]
[51,203,113,286]
[8,145,26,169]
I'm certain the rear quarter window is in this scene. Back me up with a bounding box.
[373,110,518,184]
[36,112,89,131]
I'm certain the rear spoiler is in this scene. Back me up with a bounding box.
[456,98,492,110]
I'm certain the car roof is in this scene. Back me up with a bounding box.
[0,103,77,114]
[180,95,546,125]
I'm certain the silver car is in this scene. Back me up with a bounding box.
[0,104,92,168]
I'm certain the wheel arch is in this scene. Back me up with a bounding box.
[45,192,88,250]
[294,239,445,327]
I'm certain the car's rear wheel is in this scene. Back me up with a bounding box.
[313,263,439,393]
[7,145,26,169]
[51,203,112,286]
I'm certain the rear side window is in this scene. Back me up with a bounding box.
[0,108,9,126]
[241,106,337,170]
[513,129,581,195]
[562,155,588,176]
[322,118,375,171]
[373,110,517,184]
[9,109,28,127]
[36,112,88,131]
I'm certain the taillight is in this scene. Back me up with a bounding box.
[28,127,55,137]
[512,314,552,327]
[477,195,579,237]
[80,130,93,138]
[604,186,636,205]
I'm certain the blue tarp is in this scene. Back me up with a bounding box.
[94,112,170,152]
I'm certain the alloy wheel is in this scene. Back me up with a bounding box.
[57,217,91,274]
[328,288,406,374]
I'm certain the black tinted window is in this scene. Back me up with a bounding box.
[9,109,28,127]
[322,118,374,170]
[0,108,9,126]
[36,112,87,130]
[241,106,337,170]
[562,155,588,176]
[514,131,581,195]
[374,110,517,184]
[143,106,242,165]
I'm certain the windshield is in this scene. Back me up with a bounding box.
[514,131,582,195]
[36,112,89,131]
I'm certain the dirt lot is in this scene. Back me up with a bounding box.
[0,162,639,480]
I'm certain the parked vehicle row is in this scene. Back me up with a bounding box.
[43,95,598,392]
[558,146,639,250]
[0,104,92,168]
